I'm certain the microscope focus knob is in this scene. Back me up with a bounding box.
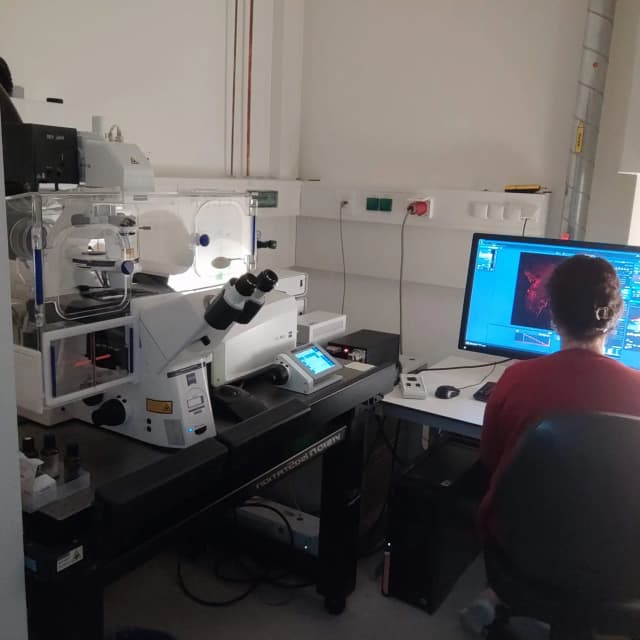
[92,399,127,427]
[264,363,290,386]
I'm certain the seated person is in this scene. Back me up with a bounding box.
[461,254,640,634]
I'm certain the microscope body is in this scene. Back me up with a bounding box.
[73,273,273,448]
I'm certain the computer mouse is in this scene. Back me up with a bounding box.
[435,385,460,399]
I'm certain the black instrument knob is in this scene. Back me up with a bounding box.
[92,399,127,427]
[264,364,289,385]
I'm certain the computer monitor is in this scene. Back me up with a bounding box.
[458,233,640,369]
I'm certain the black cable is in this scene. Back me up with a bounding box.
[215,552,313,590]
[363,409,385,468]
[339,200,348,314]
[358,501,388,558]
[456,364,497,391]
[234,502,296,585]
[213,556,254,584]
[241,501,295,547]
[417,358,510,372]
[522,217,529,237]
[177,559,260,607]
[399,209,411,355]
[178,501,313,608]
[358,414,406,558]
[378,417,409,470]
[360,539,387,559]
[269,578,315,589]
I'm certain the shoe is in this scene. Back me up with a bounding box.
[460,597,496,636]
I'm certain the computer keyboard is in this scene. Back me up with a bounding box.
[473,381,496,403]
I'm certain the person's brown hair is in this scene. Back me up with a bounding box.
[0,57,13,96]
[547,254,623,340]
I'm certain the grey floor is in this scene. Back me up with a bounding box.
[104,552,549,640]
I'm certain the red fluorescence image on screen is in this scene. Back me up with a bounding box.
[511,253,565,330]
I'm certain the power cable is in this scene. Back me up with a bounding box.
[177,560,260,608]
[399,209,411,355]
[177,501,313,608]
[339,200,349,314]
[358,413,407,558]
[456,364,497,390]
[417,358,510,372]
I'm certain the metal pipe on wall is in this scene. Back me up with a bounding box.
[561,0,616,240]
[246,0,255,177]
[230,0,239,177]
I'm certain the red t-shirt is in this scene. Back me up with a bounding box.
[479,348,640,541]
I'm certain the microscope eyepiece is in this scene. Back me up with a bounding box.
[256,269,278,292]
[235,272,257,297]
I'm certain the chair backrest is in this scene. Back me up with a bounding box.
[493,412,640,601]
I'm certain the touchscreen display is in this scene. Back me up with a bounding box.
[294,346,337,376]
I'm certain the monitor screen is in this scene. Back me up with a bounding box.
[293,345,337,377]
[459,234,640,369]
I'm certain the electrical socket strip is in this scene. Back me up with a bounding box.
[399,373,427,400]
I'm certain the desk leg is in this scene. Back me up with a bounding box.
[317,410,364,615]
[26,571,103,640]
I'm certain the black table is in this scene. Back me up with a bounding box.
[21,361,395,640]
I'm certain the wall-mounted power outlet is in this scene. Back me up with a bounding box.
[407,198,433,218]
[366,196,393,213]
[366,197,380,211]
[470,201,540,223]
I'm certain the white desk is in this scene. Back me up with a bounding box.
[383,355,510,439]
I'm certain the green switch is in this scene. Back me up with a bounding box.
[366,197,380,211]
[379,198,393,212]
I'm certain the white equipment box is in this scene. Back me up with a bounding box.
[297,311,347,346]
[235,498,320,556]
[275,269,307,297]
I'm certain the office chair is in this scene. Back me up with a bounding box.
[483,412,640,640]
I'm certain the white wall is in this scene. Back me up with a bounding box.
[0,128,28,639]
[255,216,298,271]
[297,0,600,363]
[1,0,229,178]
[587,0,640,244]
[266,0,305,179]
[303,270,466,366]
[1,0,305,184]
[300,0,587,228]
[295,184,548,362]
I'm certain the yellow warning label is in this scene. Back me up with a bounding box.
[575,121,585,153]
[146,398,173,414]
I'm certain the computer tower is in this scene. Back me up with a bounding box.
[384,437,485,613]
